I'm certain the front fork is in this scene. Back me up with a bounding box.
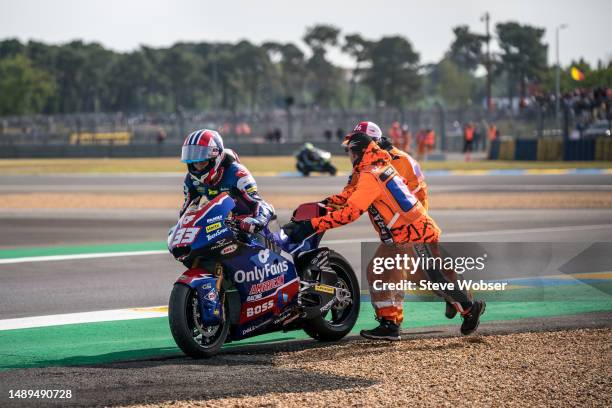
[191,261,225,326]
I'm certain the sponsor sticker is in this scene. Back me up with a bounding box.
[207,228,229,240]
[181,215,196,225]
[258,249,270,264]
[240,319,269,336]
[206,222,222,233]
[314,284,335,294]
[249,275,285,295]
[234,260,289,283]
[206,215,223,223]
[245,299,274,318]
[221,244,238,255]
[210,238,231,250]
[246,293,262,302]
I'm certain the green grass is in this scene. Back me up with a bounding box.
[0,157,610,175]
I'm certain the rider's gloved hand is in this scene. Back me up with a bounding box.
[283,220,315,243]
[239,217,264,233]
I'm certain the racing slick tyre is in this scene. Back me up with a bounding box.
[303,250,360,341]
[169,284,229,358]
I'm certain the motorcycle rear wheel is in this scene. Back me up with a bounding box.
[302,250,360,341]
[168,284,229,358]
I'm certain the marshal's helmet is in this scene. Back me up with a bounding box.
[342,121,380,166]
[343,121,382,144]
[181,129,225,184]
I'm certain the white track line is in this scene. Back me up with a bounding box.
[0,250,166,265]
[0,224,610,265]
[0,306,168,331]
[323,223,612,244]
[443,223,612,239]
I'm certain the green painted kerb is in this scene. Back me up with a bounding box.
[1,299,611,372]
[0,242,166,259]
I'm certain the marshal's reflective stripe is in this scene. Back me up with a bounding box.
[372,300,402,308]
[386,175,416,212]
[387,212,400,229]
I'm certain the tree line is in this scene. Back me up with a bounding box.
[0,22,610,116]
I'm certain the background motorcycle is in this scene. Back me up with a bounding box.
[295,148,337,176]
[167,193,360,358]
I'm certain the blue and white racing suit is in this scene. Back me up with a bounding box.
[180,153,274,231]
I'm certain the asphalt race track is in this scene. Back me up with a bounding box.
[0,172,611,407]
[1,172,612,319]
[1,207,612,319]
[1,173,612,194]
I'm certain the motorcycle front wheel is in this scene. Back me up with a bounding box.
[324,163,337,176]
[168,284,229,358]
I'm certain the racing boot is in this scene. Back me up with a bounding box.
[460,300,486,336]
[360,318,401,341]
[445,301,457,319]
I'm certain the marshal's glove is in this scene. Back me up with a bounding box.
[283,220,315,243]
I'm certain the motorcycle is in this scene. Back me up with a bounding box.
[167,193,360,358]
[296,148,337,176]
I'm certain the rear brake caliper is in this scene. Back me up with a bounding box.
[298,281,352,317]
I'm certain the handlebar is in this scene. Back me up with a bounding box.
[224,217,242,232]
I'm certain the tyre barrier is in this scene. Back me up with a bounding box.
[514,139,538,161]
[489,137,611,161]
[563,139,596,161]
[595,138,612,161]
[488,139,500,160]
[497,139,516,160]
[537,138,563,161]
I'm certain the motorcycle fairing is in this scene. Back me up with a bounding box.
[169,194,342,342]
[168,193,235,258]
[220,237,301,339]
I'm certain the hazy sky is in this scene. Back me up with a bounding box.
[1,0,610,67]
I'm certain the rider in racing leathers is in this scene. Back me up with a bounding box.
[180,129,274,234]
[296,143,319,168]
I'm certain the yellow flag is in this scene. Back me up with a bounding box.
[570,66,585,81]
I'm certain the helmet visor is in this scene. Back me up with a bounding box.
[181,145,219,163]
[341,133,355,146]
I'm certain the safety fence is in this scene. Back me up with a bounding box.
[0,141,347,159]
[489,137,612,161]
